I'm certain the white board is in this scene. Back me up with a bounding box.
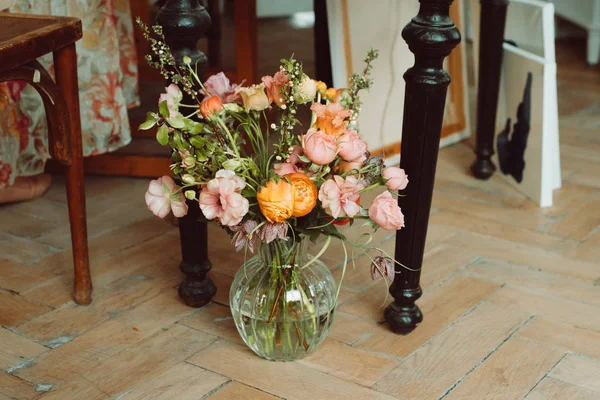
[470,0,561,207]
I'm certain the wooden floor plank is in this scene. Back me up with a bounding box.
[525,377,599,400]
[40,325,215,400]
[208,381,280,400]
[119,362,228,400]
[297,339,398,387]
[548,354,600,394]
[352,274,500,358]
[445,338,564,399]
[0,290,51,328]
[373,303,530,400]
[187,341,398,400]
[515,318,600,359]
[488,286,600,333]
[467,258,600,307]
[445,232,600,281]
[0,328,47,372]
[13,291,198,386]
[0,372,39,400]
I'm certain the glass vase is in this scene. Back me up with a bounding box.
[229,237,337,361]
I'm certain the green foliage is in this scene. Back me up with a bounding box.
[156,124,169,146]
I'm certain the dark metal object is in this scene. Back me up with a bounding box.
[384,0,461,334]
[157,0,216,307]
[470,0,509,180]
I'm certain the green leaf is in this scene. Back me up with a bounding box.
[184,120,204,135]
[158,100,170,118]
[156,124,169,145]
[189,136,206,148]
[138,119,157,131]
[167,117,185,129]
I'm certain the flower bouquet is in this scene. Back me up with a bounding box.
[140,22,408,360]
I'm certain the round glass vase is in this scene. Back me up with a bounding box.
[229,237,336,361]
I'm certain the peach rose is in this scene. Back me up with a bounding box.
[310,102,352,137]
[257,178,295,223]
[286,172,318,217]
[236,83,270,111]
[262,71,289,107]
[338,129,368,163]
[368,191,405,231]
[200,95,224,118]
[302,128,338,165]
[382,167,408,191]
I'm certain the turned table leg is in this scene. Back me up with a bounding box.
[158,0,216,307]
[470,0,508,180]
[54,44,93,305]
[384,0,461,334]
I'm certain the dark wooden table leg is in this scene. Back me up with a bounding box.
[157,0,216,307]
[314,0,333,87]
[384,0,461,334]
[470,0,508,180]
[53,43,93,305]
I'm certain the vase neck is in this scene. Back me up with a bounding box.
[258,238,309,267]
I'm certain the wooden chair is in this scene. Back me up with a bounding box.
[0,14,92,305]
[162,0,461,334]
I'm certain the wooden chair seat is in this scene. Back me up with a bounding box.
[0,14,81,74]
[0,13,92,305]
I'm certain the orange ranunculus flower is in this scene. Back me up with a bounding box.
[257,178,295,223]
[286,172,318,217]
[200,95,223,117]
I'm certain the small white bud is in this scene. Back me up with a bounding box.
[289,96,294,101]
[184,190,196,200]
[276,155,282,161]
[270,123,276,129]
[281,104,287,110]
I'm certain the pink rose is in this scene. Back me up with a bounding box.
[368,191,405,231]
[302,128,338,165]
[199,170,249,226]
[145,176,188,219]
[201,72,241,103]
[274,146,305,176]
[262,71,290,107]
[338,129,368,163]
[382,167,408,191]
[318,175,363,218]
[158,84,183,118]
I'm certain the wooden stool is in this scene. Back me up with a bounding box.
[0,14,92,305]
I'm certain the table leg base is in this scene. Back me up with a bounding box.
[470,158,497,180]
[384,287,424,334]
[178,260,216,308]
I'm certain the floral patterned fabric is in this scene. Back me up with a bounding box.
[0,0,139,188]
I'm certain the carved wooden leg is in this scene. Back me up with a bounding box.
[384,0,460,334]
[177,198,216,307]
[157,0,215,307]
[470,0,508,180]
[314,0,334,87]
[53,44,93,305]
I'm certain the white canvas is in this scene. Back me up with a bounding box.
[470,0,561,207]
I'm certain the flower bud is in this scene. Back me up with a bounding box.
[182,174,195,184]
[184,190,196,200]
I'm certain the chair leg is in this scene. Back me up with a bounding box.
[53,44,92,305]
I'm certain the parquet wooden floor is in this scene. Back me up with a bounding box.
[0,34,599,400]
